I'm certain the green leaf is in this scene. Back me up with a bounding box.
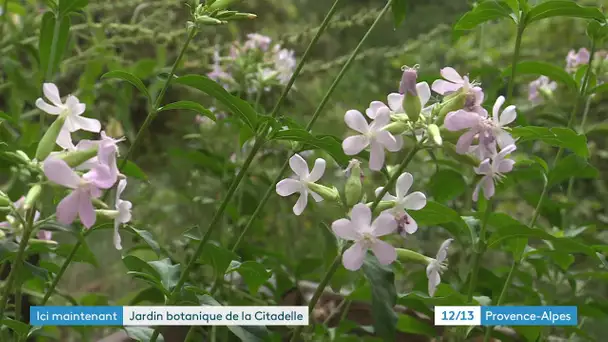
[362,255,398,341]
[174,75,258,129]
[56,242,98,267]
[513,326,541,342]
[511,126,588,158]
[158,101,216,121]
[428,169,466,202]
[200,295,269,341]
[548,154,598,188]
[527,249,575,271]
[502,61,577,91]
[391,0,407,28]
[199,242,239,280]
[226,261,271,295]
[39,13,71,78]
[119,159,148,181]
[396,314,436,337]
[127,227,161,256]
[58,0,89,14]
[588,83,608,96]
[453,1,514,36]
[147,258,180,292]
[1,319,29,336]
[124,327,165,342]
[587,19,608,42]
[526,1,604,24]
[271,129,350,166]
[102,70,151,102]
[409,201,464,227]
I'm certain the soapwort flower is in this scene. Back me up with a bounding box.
[528,76,557,104]
[342,109,403,171]
[331,203,397,270]
[113,179,133,250]
[566,48,590,73]
[426,238,453,297]
[472,144,516,202]
[276,154,326,215]
[375,172,426,235]
[35,83,101,149]
[43,157,115,228]
[431,67,475,95]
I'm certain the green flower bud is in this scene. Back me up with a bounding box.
[35,115,66,161]
[427,124,442,146]
[55,147,98,168]
[400,67,422,122]
[208,0,242,11]
[0,190,10,207]
[24,184,42,210]
[367,200,395,214]
[224,12,257,20]
[92,198,109,209]
[384,121,409,135]
[306,183,340,203]
[0,230,5,239]
[437,91,467,122]
[396,248,433,265]
[195,15,225,25]
[344,160,363,207]
[96,209,120,219]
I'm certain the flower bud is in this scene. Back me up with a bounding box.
[195,15,225,25]
[383,121,409,135]
[35,115,66,161]
[23,184,42,210]
[96,209,120,219]
[208,0,242,11]
[224,12,257,20]
[400,67,422,122]
[56,147,98,168]
[427,124,442,146]
[0,190,10,207]
[344,160,363,207]
[368,200,395,214]
[437,91,467,122]
[396,248,433,265]
[306,183,340,203]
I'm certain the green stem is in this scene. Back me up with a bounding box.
[0,208,36,325]
[40,13,62,128]
[466,200,492,302]
[40,239,83,305]
[151,2,343,340]
[483,38,597,342]
[119,27,198,169]
[506,22,524,102]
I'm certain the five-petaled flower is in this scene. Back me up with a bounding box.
[35,83,101,150]
[444,96,516,160]
[375,172,426,235]
[431,67,475,95]
[426,238,453,297]
[43,157,115,228]
[342,109,403,171]
[366,82,432,119]
[473,144,516,202]
[332,203,398,271]
[276,154,326,216]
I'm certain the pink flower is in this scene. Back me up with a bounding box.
[426,238,453,297]
[444,96,516,159]
[332,203,398,270]
[275,154,326,216]
[244,33,272,51]
[43,158,115,228]
[113,179,132,250]
[566,48,590,72]
[37,230,52,241]
[472,144,516,202]
[528,76,557,104]
[342,109,403,171]
[431,67,475,95]
[366,82,431,118]
[375,172,427,235]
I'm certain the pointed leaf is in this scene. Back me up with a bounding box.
[392,0,407,28]
[147,258,180,291]
[526,1,604,24]
[502,61,577,91]
[362,255,398,341]
[158,101,216,121]
[126,227,161,256]
[119,159,148,181]
[511,126,588,158]
[200,295,269,341]
[102,70,151,102]
[39,13,71,78]
[226,261,271,295]
[453,1,514,37]
[199,242,240,279]
[548,154,598,188]
[59,0,89,14]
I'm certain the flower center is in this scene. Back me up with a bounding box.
[361,232,376,248]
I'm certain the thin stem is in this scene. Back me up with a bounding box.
[150,3,343,341]
[119,27,197,169]
[483,38,597,342]
[466,200,492,302]
[506,23,524,102]
[0,208,36,324]
[41,239,83,305]
[40,13,62,128]
[371,145,420,210]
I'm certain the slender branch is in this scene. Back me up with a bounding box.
[41,239,83,305]
[466,200,493,302]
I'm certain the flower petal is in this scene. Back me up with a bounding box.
[342,242,366,271]
[416,82,431,106]
[436,238,453,262]
[116,179,127,204]
[350,203,372,229]
[332,218,360,240]
[440,67,464,83]
[403,191,426,210]
[65,95,85,116]
[293,192,308,216]
[427,267,441,297]
[113,219,123,250]
[70,115,101,133]
[374,187,396,201]
[342,135,369,155]
[474,159,492,175]
[366,101,388,119]
[35,99,62,115]
[309,189,323,202]
[276,179,302,197]
[395,172,413,199]
[431,80,461,95]
[482,175,495,200]
[402,212,418,234]
[56,190,81,225]
[78,195,96,228]
[43,83,62,106]
[455,129,477,154]
[497,144,517,160]
[368,140,386,171]
[497,159,515,173]
[371,212,397,236]
[344,110,369,134]
[496,131,515,149]
[387,93,404,113]
[376,131,402,152]
[472,179,482,202]
[56,127,75,150]
[289,154,309,178]
[307,158,326,182]
[444,110,480,131]
[370,239,397,265]
[43,158,81,189]
[492,96,506,121]
[499,105,517,126]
